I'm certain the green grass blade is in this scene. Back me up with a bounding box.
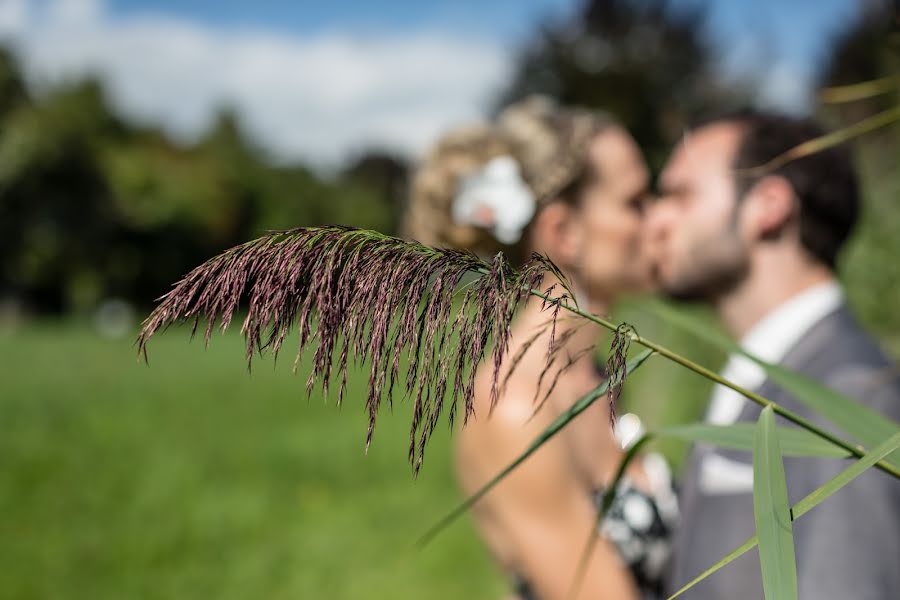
[566,434,654,599]
[416,348,656,547]
[570,421,840,598]
[762,362,900,465]
[571,418,837,598]
[792,429,900,518]
[668,430,900,599]
[753,406,798,600]
[658,423,850,457]
[647,301,900,465]
[666,537,758,600]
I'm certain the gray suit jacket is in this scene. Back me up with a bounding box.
[666,306,900,599]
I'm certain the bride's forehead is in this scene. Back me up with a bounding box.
[583,128,644,179]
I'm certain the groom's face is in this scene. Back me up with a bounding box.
[644,122,751,301]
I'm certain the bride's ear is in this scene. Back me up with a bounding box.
[530,202,579,268]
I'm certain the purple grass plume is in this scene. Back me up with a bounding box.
[137,226,570,474]
[605,323,635,429]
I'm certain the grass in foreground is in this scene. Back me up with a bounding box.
[0,322,503,600]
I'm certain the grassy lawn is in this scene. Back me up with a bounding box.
[0,306,764,599]
[0,322,505,600]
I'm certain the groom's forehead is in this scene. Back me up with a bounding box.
[659,123,743,196]
[677,122,743,168]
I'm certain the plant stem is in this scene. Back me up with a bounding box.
[819,76,900,104]
[528,288,900,480]
[736,104,900,178]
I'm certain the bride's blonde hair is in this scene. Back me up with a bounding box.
[403,96,615,262]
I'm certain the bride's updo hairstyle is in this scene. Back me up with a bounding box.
[404,96,616,264]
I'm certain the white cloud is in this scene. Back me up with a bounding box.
[46,0,102,26]
[709,29,814,116]
[0,0,513,167]
[0,0,27,35]
[756,60,814,115]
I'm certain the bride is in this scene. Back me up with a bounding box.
[404,96,678,599]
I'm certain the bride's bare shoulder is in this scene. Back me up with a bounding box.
[455,375,564,482]
[462,373,548,434]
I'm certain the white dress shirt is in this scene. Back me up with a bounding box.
[698,280,845,495]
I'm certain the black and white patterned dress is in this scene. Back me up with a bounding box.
[595,453,679,596]
[513,453,679,599]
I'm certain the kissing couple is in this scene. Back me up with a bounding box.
[403,96,900,600]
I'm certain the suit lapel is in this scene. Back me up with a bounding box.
[733,305,848,425]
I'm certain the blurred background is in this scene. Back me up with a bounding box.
[0,0,897,598]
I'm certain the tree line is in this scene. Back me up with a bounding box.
[0,0,896,338]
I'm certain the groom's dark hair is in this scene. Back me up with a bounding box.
[696,111,860,269]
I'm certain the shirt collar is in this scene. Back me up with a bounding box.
[739,279,844,364]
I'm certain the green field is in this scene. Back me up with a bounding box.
[0,309,771,599]
[0,323,505,599]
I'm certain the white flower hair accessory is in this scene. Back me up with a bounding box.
[451,155,536,245]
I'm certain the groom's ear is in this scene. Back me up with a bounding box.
[741,174,796,241]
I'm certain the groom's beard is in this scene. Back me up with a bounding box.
[660,227,750,303]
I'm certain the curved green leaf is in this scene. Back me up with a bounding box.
[753,406,797,600]
[570,420,843,598]
[647,301,900,466]
[658,423,850,458]
[668,430,900,599]
[667,537,758,600]
[762,362,900,465]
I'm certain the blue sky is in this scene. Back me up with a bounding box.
[103,0,860,66]
[99,0,866,116]
[105,0,577,40]
[0,0,866,166]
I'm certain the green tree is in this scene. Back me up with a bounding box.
[0,49,404,313]
[496,0,746,168]
[819,2,900,346]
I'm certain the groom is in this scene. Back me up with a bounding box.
[644,112,900,599]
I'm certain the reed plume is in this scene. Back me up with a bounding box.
[137,226,571,473]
